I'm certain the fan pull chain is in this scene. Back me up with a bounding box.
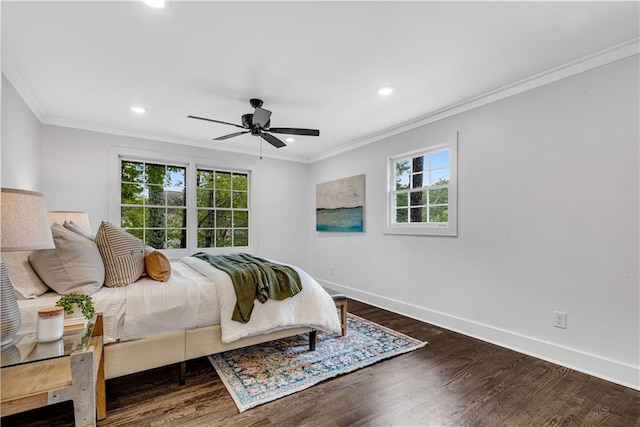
[260,138,263,160]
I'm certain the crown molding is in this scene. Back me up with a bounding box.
[309,37,640,163]
[1,52,47,122]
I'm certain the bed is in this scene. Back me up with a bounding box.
[11,252,342,380]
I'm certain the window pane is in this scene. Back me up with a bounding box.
[145,229,165,249]
[215,172,232,190]
[395,208,408,223]
[145,207,165,228]
[167,208,185,228]
[215,190,231,208]
[167,229,186,249]
[233,229,249,246]
[167,189,185,207]
[430,168,450,185]
[121,206,143,228]
[198,229,215,248]
[395,193,408,207]
[197,189,214,207]
[233,211,249,228]
[147,185,165,205]
[429,206,448,223]
[431,150,449,169]
[197,170,215,189]
[233,173,248,191]
[412,173,424,189]
[410,207,426,222]
[429,188,448,205]
[216,210,231,228]
[146,164,165,185]
[121,161,144,183]
[121,183,144,204]
[166,166,185,188]
[412,156,424,173]
[216,229,232,247]
[395,159,410,190]
[410,190,426,206]
[232,191,248,209]
[198,209,215,228]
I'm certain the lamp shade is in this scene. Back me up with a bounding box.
[1,188,55,347]
[1,188,55,252]
[49,211,92,234]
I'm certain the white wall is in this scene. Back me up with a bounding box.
[309,56,640,389]
[38,125,310,267]
[1,74,41,190]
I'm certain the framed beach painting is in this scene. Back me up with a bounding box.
[316,174,365,232]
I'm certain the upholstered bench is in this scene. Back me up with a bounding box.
[323,287,347,336]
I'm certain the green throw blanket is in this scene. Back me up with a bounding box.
[192,252,302,323]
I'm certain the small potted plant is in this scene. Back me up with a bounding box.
[55,293,95,323]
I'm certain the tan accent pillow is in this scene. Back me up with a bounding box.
[144,249,172,282]
[2,251,50,299]
[95,221,145,287]
[28,224,105,295]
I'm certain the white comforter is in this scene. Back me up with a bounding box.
[181,256,341,343]
[18,256,341,345]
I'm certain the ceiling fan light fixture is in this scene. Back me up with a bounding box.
[285,137,295,143]
[142,0,166,9]
[377,86,395,96]
[130,106,146,114]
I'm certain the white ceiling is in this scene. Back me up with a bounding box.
[2,1,639,162]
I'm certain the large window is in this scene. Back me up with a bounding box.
[196,169,249,248]
[115,149,253,256]
[387,140,457,236]
[120,160,187,249]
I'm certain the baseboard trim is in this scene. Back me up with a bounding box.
[318,279,640,391]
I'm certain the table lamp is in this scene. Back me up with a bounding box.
[1,188,55,346]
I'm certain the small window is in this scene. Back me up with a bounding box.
[386,139,457,236]
[120,160,187,248]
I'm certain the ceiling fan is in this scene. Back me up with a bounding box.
[187,98,320,148]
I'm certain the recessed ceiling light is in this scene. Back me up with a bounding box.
[285,137,295,143]
[130,106,146,114]
[377,86,394,96]
[142,0,166,9]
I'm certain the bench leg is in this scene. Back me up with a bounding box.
[309,330,317,351]
[336,300,348,336]
[179,361,186,386]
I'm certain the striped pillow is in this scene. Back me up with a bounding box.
[95,221,145,287]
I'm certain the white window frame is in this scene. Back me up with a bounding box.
[109,146,258,259]
[385,137,458,236]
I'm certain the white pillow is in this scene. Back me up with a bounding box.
[95,221,145,287]
[29,224,105,295]
[2,251,50,299]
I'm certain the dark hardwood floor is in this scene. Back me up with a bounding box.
[3,300,639,426]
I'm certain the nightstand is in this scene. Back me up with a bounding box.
[1,313,106,426]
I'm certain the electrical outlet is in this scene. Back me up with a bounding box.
[553,311,567,329]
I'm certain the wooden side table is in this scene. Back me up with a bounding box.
[0,313,106,426]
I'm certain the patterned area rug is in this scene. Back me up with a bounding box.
[208,313,427,412]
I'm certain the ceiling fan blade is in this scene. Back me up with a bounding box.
[259,131,286,148]
[213,131,249,141]
[268,127,320,137]
[187,115,245,129]
[253,107,272,128]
